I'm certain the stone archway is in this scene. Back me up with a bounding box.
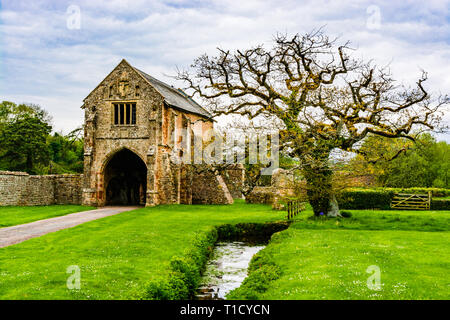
[103,148,147,206]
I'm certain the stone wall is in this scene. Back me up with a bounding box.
[222,164,245,199]
[245,186,274,205]
[244,169,300,210]
[0,171,29,206]
[0,171,82,206]
[191,167,233,205]
[271,168,298,210]
[54,175,83,204]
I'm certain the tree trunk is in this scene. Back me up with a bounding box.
[26,153,33,174]
[303,163,341,217]
[327,194,341,217]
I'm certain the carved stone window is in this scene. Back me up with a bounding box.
[113,102,136,125]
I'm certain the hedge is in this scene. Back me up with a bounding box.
[338,188,450,210]
[431,199,450,210]
[338,189,395,210]
[380,187,450,198]
[137,226,218,300]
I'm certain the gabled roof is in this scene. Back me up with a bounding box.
[134,68,212,119]
[83,59,212,119]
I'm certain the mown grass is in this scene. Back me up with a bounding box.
[0,205,95,228]
[0,200,284,299]
[228,208,450,300]
[1,202,449,300]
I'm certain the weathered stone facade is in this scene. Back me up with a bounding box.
[0,171,82,206]
[81,59,233,207]
[245,186,274,205]
[245,169,301,210]
[191,167,234,204]
[0,59,240,207]
[222,164,245,199]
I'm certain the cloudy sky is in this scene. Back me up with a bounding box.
[1,0,449,141]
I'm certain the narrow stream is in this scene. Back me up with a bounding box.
[197,241,265,300]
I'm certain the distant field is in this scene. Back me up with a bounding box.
[0,205,94,228]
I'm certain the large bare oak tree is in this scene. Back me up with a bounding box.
[178,30,448,216]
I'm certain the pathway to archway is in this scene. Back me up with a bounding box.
[0,206,139,248]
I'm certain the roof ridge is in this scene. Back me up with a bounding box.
[134,67,212,119]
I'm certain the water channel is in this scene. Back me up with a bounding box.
[197,241,265,300]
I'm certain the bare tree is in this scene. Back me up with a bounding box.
[178,29,448,216]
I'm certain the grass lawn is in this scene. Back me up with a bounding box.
[229,209,450,300]
[0,201,448,300]
[0,205,95,228]
[0,200,284,299]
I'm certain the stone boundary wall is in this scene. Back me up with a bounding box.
[0,171,82,206]
[222,164,245,199]
[245,186,274,205]
[191,167,233,205]
[245,169,299,210]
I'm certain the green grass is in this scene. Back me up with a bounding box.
[1,201,449,300]
[229,209,450,300]
[0,200,284,299]
[0,205,95,228]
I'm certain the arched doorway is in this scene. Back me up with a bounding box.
[103,149,147,205]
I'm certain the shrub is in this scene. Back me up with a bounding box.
[340,211,352,218]
[431,199,450,210]
[142,273,189,300]
[227,263,281,300]
[338,189,395,210]
[383,187,450,197]
[141,227,218,300]
[338,188,450,210]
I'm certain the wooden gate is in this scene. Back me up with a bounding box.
[391,192,431,210]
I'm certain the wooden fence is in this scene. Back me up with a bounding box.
[286,200,303,219]
[391,192,431,210]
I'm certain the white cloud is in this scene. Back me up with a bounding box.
[0,0,449,141]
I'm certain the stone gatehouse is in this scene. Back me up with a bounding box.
[81,59,234,207]
[0,59,241,207]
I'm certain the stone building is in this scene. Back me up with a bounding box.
[81,59,233,207]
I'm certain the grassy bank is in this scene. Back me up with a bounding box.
[0,205,95,228]
[0,200,284,299]
[1,201,449,300]
[228,209,450,300]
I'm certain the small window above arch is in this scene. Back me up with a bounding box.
[113,102,137,126]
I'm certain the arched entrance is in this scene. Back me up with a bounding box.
[103,148,147,205]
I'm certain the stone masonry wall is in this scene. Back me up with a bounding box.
[0,171,29,206]
[0,171,83,206]
[191,167,233,205]
[222,164,245,199]
[54,175,83,204]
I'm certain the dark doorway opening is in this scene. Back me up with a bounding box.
[104,149,147,205]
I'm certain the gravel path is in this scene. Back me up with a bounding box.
[0,206,140,248]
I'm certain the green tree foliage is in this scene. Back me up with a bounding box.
[0,101,84,174]
[351,133,450,188]
[46,129,84,174]
[0,115,52,173]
